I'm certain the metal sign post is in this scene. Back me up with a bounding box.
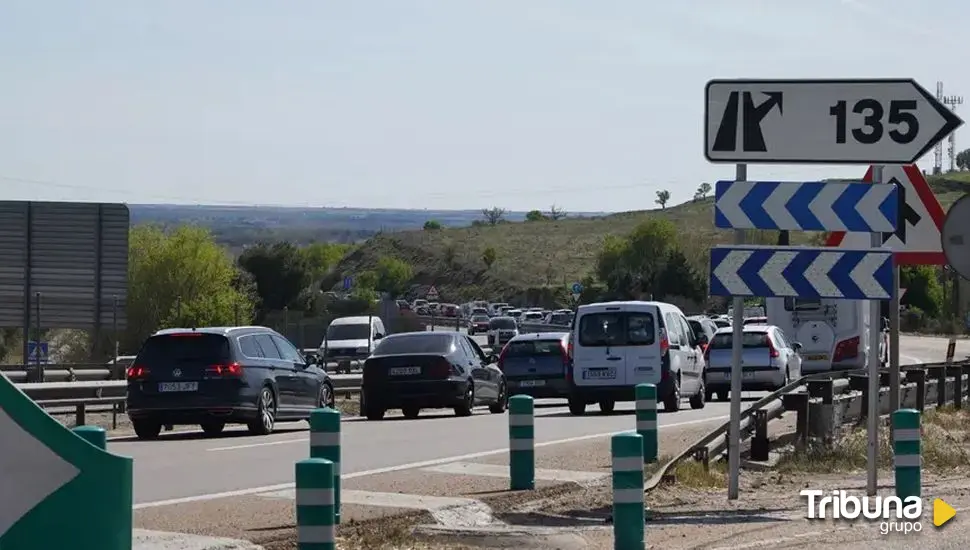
[703,77,963,501]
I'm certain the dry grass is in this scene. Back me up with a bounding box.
[776,407,970,474]
[667,457,729,489]
[334,175,967,301]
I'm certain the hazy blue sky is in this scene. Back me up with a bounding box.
[1,0,966,211]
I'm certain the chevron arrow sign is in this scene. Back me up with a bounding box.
[714,180,899,232]
[709,245,893,299]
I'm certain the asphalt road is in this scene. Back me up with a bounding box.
[113,333,958,506]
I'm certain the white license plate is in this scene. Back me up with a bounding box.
[519,379,546,387]
[158,382,198,392]
[805,354,828,361]
[388,366,421,376]
[583,368,616,380]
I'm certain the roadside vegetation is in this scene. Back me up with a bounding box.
[776,407,970,474]
[1,173,965,363]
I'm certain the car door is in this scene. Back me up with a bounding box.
[461,336,496,401]
[677,315,703,391]
[273,334,320,408]
[626,310,662,387]
[663,313,693,394]
[253,333,297,411]
[774,328,801,379]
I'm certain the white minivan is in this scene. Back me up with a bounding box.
[318,316,386,374]
[568,301,705,415]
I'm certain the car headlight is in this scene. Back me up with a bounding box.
[356,347,370,354]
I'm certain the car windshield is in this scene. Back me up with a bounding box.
[489,318,517,330]
[578,312,655,347]
[326,323,370,340]
[373,333,455,355]
[472,315,490,322]
[709,332,770,349]
[504,339,563,357]
[137,333,231,364]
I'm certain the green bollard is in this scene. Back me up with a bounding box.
[612,432,645,549]
[309,408,341,524]
[72,425,107,450]
[893,409,921,499]
[508,395,535,490]
[296,458,335,550]
[635,384,658,463]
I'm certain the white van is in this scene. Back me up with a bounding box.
[318,316,386,374]
[568,301,705,415]
[766,298,886,374]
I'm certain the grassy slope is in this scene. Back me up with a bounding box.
[333,173,970,300]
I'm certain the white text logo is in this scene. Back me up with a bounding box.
[801,490,923,535]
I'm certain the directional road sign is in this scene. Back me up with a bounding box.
[826,164,946,265]
[705,79,963,164]
[714,180,898,232]
[342,276,353,291]
[942,194,970,280]
[571,282,583,294]
[709,245,893,300]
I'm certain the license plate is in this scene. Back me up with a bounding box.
[388,366,421,376]
[743,371,756,379]
[805,354,828,361]
[583,368,616,380]
[158,382,198,392]
[519,379,546,387]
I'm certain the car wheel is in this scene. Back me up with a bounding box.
[489,382,508,413]
[402,405,421,419]
[689,376,706,409]
[364,404,386,420]
[454,383,474,417]
[200,421,226,436]
[663,373,681,412]
[716,390,729,402]
[319,382,335,409]
[598,400,615,414]
[568,398,586,416]
[133,419,162,440]
[248,386,276,435]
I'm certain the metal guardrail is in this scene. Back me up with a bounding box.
[646,359,970,491]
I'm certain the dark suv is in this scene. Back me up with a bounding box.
[126,326,334,440]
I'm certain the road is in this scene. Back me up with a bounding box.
[116,333,957,507]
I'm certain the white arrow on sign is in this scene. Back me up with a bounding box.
[0,408,80,537]
[712,249,754,295]
[705,79,963,164]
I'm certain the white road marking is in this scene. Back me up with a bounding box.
[259,488,478,510]
[421,461,608,484]
[132,415,727,509]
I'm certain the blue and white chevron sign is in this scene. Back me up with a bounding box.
[714,180,899,232]
[709,245,893,299]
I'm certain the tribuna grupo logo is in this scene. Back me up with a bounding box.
[801,490,923,535]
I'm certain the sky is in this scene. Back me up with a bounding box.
[0,0,967,212]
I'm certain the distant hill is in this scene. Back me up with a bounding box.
[128,204,609,248]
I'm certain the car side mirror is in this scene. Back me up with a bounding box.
[487,354,498,364]
[792,342,802,351]
[374,333,384,340]
[697,334,709,346]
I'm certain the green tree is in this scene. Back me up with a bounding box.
[956,148,970,171]
[126,225,254,352]
[525,210,547,222]
[900,265,943,318]
[548,205,567,220]
[655,189,671,209]
[482,247,497,269]
[374,257,413,296]
[301,242,349,282]
[481,207,506,225]
[694,182,711,200]
[351,270,379,302]
[238,242,310,316]
[423,220,442,230]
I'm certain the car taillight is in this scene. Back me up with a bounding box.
[833,336,860,362]
[432,358,454,377]
[207,362,243,376]
[703,344,711,362]
[126,364,149,379]
[767,338,779,358]
[497,344,509,371]
[659,329,670,356]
